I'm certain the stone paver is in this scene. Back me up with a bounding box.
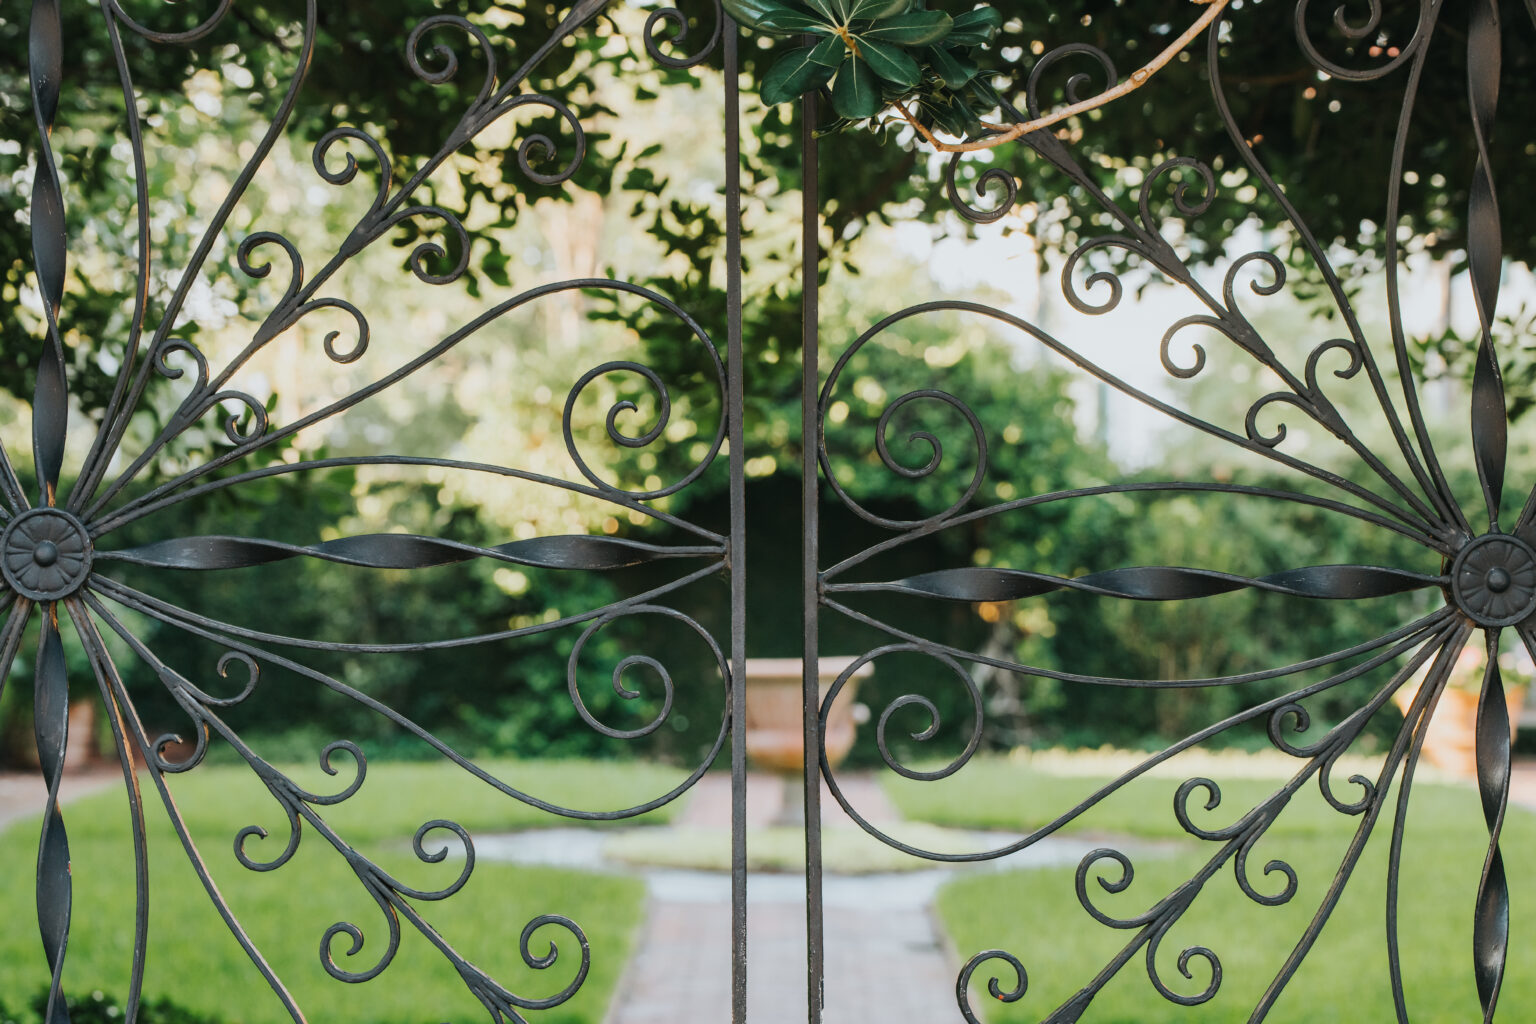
[606,884,961,1024]
[606,772,956,1024]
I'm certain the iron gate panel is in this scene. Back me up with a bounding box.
[6,2,748,1021]
[806,1,1531,1020]
[5,0,1535,1022]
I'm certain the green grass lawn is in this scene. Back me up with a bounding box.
[897,753,1536,1023]
[0,758,680,1024]
[605,821,985,873]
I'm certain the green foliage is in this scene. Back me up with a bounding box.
[924,760,1536,1022]
[7,1,1536,433]
[0,0,662,416]
[726,0,1002,129]
[1030,482,1429,748]
[0,990,226,1024]
[1416,305,1536,423]
[4,1,1529,766]
[97,475,654,762]
[0,774,646,1024]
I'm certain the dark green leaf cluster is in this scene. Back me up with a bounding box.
[0,989,224,1024]
[725,0,1001,131]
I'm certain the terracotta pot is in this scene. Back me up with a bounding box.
[1391,681,1525,778]
[742,656,871,773]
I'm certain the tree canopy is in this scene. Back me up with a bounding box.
[5,1,1534,418]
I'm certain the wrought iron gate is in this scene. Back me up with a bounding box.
[5,0,1532,1021]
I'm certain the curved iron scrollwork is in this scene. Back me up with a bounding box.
[820,1,1529,1021]
[12,1,729,1021]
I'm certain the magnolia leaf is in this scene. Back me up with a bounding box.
[831,54,881,119]
[947,6,1003,47]
[858,10,952,46]
[857,38,920,88]
[759,8,835,32]
[927,92,973,136]
[762,45,839,106]
[809,33,847,67]
[967,75,1003,111]
[802,0,842,21]
[846,0,911,21]
[721,0,803,34]
[925,44,976,88]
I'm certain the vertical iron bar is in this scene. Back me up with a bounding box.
[799,90,824,1024]
[723,19,749,1024]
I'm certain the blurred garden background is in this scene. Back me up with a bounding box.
[3,1,1536,1022]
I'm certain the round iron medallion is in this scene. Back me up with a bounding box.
[1,508,93,601]
[1450,533,1536,628]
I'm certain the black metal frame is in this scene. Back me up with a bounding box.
[14,2,742,1021]
[8,0,1532,1021]
[809,2,1528,1021]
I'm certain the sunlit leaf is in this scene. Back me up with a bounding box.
[760,7,836,32]
[802,0,842,21]
[858,10,952,46]
[857,38,920,89]
[721,0,802,33]
[847,0,911,21]
[948,6,1003,47]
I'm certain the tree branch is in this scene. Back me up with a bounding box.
[899,0,1232,154]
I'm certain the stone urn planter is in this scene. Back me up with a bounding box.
[743,656,871,823]
[7,698,98,771]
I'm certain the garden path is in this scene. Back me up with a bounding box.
[0,768,118,833]
[603,771,963,1024]
[601,758,1536,1023]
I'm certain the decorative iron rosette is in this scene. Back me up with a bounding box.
[816,2,1531,1021]
[8,1,729,1021]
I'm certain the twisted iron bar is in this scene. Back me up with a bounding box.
[29,0,66,508]
[835,562,1443,604]
[27,3,72,1021]
[100,532,715,572]
[1463,2,1511,1018]
[33,616,71,1024]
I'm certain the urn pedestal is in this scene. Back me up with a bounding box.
[743,656,871,825]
